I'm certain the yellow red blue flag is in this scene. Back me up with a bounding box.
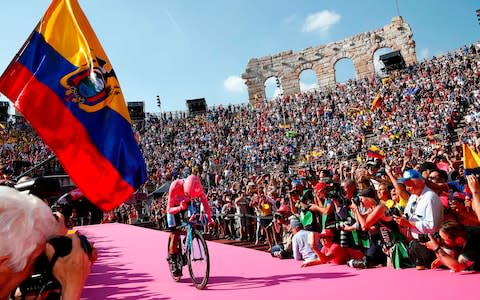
[0,0,147,211]
[463,144,480,175]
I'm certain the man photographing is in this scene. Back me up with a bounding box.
[0,186,92,300]
[424,221,480,272]
[393,169,444,269]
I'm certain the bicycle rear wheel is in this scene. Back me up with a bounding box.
[167,234,183,282]
[187,230,210,289]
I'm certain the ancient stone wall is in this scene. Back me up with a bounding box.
[242,16,416,105]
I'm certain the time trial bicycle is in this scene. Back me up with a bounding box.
[167,200,210,289]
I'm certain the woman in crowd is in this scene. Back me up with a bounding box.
[349,187,408,268]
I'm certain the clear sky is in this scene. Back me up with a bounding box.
[0,1,479,114]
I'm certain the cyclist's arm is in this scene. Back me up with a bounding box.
[167,204,184,215]
[167,180,185,215]
[199,193,212,220]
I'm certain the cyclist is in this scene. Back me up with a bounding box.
[167,175,214,276]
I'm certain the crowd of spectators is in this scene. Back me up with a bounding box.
[2,43,480,274]
[128,43,480,272]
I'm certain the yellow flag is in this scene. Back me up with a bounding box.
[463,144,480,174]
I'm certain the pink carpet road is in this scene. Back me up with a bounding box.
[77,223,478,300]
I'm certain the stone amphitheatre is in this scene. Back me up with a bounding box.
[242,16,417,104]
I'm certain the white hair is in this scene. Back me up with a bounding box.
[0,186,58,272]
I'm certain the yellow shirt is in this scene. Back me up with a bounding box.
[259,202,272,216]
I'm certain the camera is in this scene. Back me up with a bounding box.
[327,217,355,248]
[18,235,93,296]
[327,218,354,231]
[388,206,401,217]
[417,232,440,243]
[325,185,341,200]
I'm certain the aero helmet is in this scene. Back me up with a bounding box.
[184,175,203,197]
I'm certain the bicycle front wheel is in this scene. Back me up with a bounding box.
[187,230,210,289]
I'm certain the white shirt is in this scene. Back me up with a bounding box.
[404,186,444,239]
[292,230,318,262]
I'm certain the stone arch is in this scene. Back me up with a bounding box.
[333,57,356,83]
[299,69,319,92]
[264,76,282,99]
[372,47,394,76]
[293,62,316,78]
[242,16,416,106]
[294,62,321,91]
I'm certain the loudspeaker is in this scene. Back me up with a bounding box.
[14,176,61,200]
[127,101,145,121]
[379,50,405,72]
[186,98,207,115]
[0,101,9,123]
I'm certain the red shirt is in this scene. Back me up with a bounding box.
[321,243,365,265]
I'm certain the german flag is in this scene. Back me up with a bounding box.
[463,144,480,175]
[371,93,383,111]
[367,145,385,160]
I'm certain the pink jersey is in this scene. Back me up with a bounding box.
[166,179,212,220]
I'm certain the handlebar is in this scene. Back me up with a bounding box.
[186,200,207,226]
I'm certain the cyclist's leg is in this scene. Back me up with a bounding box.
[169,230,180,255]
[167,213,182,275]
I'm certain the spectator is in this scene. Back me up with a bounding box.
[353,187,409,269]
[302,228,365,267]
[291,217,318,263]
[235,191,249,241]
[0,186,92,300]
[270,213,294,259]
[447,191,479,226]
[425,221,480,272]
[349,187,388,268]
[221,195,237,240]
[297,189,323,232]
[393,169,444,270]
[467,175,480,223]
[257,193,273,246]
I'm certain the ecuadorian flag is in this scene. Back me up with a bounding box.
[463,144,480,175]
[0,0,147,211]
[367,145,385,160]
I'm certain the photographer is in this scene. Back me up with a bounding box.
[466,175,480,223]
[297,188,328,232]
[424,221,480,272]
[302,229,365,268]
[350,187,408,269]
[393,169,444,270]
[0,186,92,300]
[270,209,294,259]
